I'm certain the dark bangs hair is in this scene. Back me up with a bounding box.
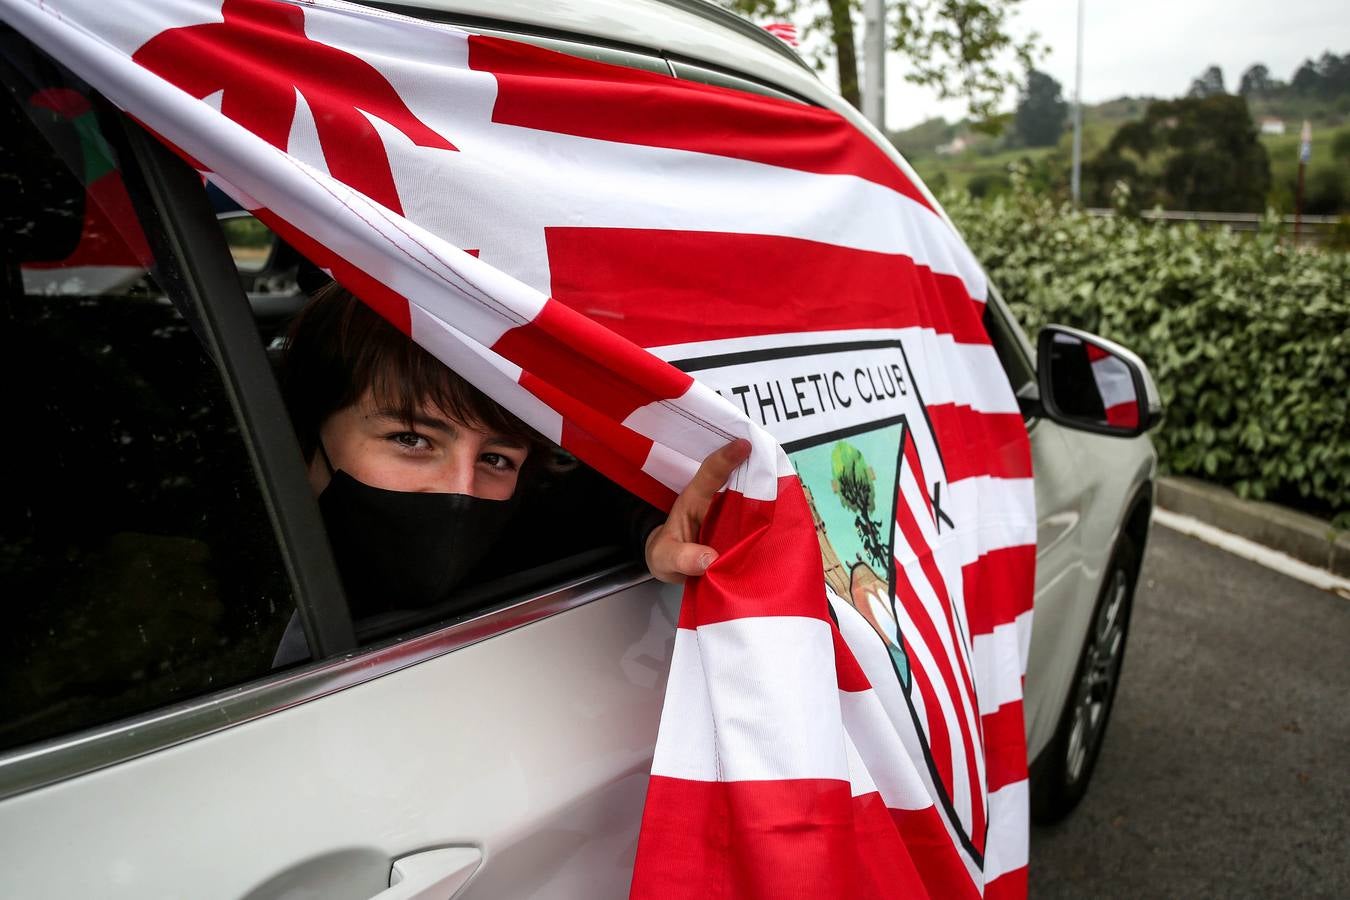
[281,282,536,461]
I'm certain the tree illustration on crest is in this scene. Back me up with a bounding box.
[831,441,887,571]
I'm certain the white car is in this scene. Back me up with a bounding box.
[0,1,1159,896]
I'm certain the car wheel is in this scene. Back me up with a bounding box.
[1030,535,1139,824]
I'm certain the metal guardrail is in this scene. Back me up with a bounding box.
[1085,208,1343,246]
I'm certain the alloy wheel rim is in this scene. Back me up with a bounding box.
[1065,567,1129,783]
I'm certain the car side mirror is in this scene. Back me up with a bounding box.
[1030,325,1162,437]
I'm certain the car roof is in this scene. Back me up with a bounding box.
[374,0,817,100]
[369,0,947,227]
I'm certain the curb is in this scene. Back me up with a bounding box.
[1155,477,1350,578]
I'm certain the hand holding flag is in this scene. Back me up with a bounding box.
[645,438,753,583]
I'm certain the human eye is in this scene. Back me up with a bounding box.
[479,451,519,472]
[387,430,433,454]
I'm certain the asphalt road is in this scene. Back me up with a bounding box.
[1029,525,1350,899]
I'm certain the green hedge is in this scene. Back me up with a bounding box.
[943,183,1349,525]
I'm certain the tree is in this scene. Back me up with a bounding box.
[722,0,1039,118]
[830,441,887,570]
[1237,63,1273,98]
[1187,64,1226,98]
[1084,94,1271,212]
[1315,51,1349,97]
[1291,58,1323,95]
[1012,68,1067,147]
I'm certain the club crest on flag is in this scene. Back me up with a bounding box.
[673,333,988,865]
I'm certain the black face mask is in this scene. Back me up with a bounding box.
[317,466,518,619]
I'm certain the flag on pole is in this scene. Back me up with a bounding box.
[1299,120,1312,164]
[1,1,1036,896]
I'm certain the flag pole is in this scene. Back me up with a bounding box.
[1295,120,1311,245]
[863,0,886,130]
[1070,0,1084,207]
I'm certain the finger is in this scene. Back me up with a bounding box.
[665,541,718,580]
[679,438,751,511]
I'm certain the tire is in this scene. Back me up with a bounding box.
[1030,535,1139,824]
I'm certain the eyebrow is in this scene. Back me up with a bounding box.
[372,408,528,450]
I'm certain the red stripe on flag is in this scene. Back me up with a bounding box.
[467,34,932,209]
[544,227,988,348]
[833,623,873,693]
[892,555,978,772]
[893,470,988,851]
[904,637,954,796]
[678,477,832,628]
[850,791,931,895]
[1104,400,1139,428]
[893,492,980,721]
[982,700,1028,792]
[493,298,693,423]
[888,806,985,900]
[925,405,1032,482]
[962,545,1036,637]
[892,553,985,851]
[558,419,676,510]
[984,865,1029,900]
[633,777,879,899]
[902,430,936,525]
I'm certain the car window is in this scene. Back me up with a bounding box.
[667,59,807,103]
[982,292,1037,413]
[206,207,638,654]
[0,34,295,753]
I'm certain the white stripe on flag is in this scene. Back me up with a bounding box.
[407,305,565,444]
[972,612,1032,712]
[1091,355,1135,409]
[948,477,1038,561]
[844,729,879,798]
[839,689,936,810]
[623,382,787,502]
[651,619,849,782]
[895,464,983,759]
[431,125,991,301]
[983,778,1030,882]
[889,584,976,830]
[828,592,940,803]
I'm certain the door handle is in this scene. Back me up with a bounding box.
[369,847,483,900]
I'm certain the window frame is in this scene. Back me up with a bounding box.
[981,282,1042,423]
[118,116,358,659]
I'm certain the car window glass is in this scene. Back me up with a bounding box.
[667,59,807,104]
[0,33,295,753]
[219,212,274,273]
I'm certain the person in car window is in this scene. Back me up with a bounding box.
[277,283,746,642]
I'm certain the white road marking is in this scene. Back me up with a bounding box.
[1153,508,1350,598]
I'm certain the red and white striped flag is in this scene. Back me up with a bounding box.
[2,1,1035,896]
[762,22,799,47]
[1085,340,1140,429]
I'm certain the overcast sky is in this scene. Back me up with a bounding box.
[876,0,1350,129]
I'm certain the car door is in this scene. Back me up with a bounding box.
[978,288,1156,764]
[0,32,677,899]
[975,292,1095,761]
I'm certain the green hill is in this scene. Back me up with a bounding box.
[891,97,1147,197]
[896,94,1349,213]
